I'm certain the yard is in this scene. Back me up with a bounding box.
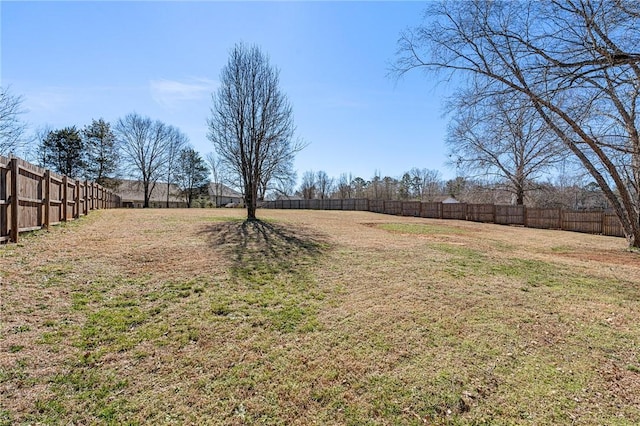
[1,208,639,425]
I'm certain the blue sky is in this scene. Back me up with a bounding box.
[1,1,457,183]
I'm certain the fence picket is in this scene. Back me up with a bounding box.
[0,155,121,244]
[261,198,625,240]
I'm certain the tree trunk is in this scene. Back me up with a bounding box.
[629,218,640,249]
[516,187,524,206]
[246,183,257,220]
[246,195,256,219]
[143,182,150,208]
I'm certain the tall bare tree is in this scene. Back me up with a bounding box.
[32,124,53,166]
[208,43,304,220]
[351,177,367,198]
[447,92,564,205]
[336,173,353,199]
[316,170,333,200]
[395,0,640,247]
[0,86,27,156]
[116,113,173,208]
[163,126,189,208]
[299,170,316,200]
[408,167,442,201]
[369,170,382,200]
[206,152,224,207]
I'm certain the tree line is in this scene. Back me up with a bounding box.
[289,168,609,211]
[1,43,301,216]
[0,95,210,208]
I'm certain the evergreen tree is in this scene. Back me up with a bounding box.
[83,118,119,187]
[41,126,85,177]
[176,147,210,207]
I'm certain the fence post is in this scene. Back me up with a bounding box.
[44,169,51,229]
[10,158,19,243]
[523,205,528,228]
[84,181,89,215]
[75,179,81,219]
[62,175,68,222]
[557,208,562,229]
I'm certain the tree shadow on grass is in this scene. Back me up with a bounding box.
[201,219,329,279]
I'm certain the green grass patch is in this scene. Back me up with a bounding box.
[378,223,467,235]
[78,307,149,351]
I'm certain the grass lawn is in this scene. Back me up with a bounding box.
[1,208,639,425]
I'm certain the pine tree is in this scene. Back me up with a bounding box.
[176,147,210,207]
[83,118,119,187]
[41,126,85,178]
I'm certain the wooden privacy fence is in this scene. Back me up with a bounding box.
[0,155,121,244]
[262,198,626,238]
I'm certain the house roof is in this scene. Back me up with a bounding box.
[276,194,304,201]
[208,183,243,199]
[116,179,184,203]
[442,196,460,204]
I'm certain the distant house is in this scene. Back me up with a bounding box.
[442,196,460,204]
[208,183,244,207]
[275,194,303,201]
[117,180,188,208]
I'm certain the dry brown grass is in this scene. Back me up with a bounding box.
[1,208,639,425]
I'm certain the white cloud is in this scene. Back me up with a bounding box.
[149,77,218,108]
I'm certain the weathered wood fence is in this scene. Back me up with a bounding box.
[262,199,625,238]
[0,155,121,243]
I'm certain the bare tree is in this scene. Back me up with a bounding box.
[257,141,298,202]
[316,170,333,200]
[0,86,27,156]
[32,124,53,166]
[206,152,224,207]
[447,92,564,205]
[336,173,353,199]
[351,177,367,198]
[163,126,188,208]
[271,175,297,200]
[369,170,382,200]
[299,170,316,199]
[408,167,442,201]
[382,176,397,200]
[395,0,640,247]
[208,43,304,220]
[116,113,173,208]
